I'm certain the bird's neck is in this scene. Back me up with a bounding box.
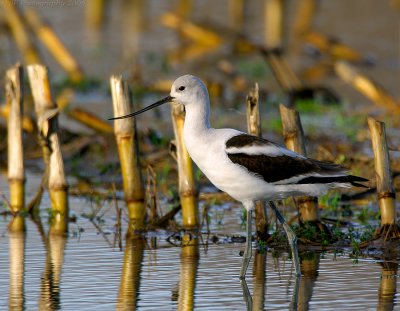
[183,99,211,139]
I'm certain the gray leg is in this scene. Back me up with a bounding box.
[269,201,301,276]
[240,209,252,279]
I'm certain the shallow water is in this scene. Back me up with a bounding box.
[1,178,399,310]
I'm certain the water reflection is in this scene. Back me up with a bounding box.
[298,251,320,311]
[178,234,199,311]
[4,227,400,309]
[378,261,398,311]
[252,250,266,310]
[39,235,67,310]
[116,235,145,310]
[9,231,25,311]
[241,250,301,311]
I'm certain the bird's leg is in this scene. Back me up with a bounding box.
[240,209,252,279]
[269,201,301,276]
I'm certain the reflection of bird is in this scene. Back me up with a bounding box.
[110,75,368,278]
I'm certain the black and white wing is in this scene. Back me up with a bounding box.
[225,134,367,186]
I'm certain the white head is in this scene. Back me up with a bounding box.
[109,74,209,121]
[170,75,209,107]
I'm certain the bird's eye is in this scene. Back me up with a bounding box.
[178,86,185,91]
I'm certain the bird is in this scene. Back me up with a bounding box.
[109,75,368,278]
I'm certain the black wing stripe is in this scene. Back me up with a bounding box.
[227,153,322,183]
[296,175,368,187]
[226,134,270,148]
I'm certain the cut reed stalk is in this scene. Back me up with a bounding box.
[24,9,84,82]
[6,64,25,232]
[85,0,105,31]
[262,50,303,94]
[1,1,41,64]
[55,88,113,133]
[305,32,362,62]
[228,0,244,31]
[264,0,285,49]
[117,235,144,310]
[293,0,316,39]
[178,234,199,310]
[27,64,69,235]
[335,62,399,112]
[0,104,35,133]
[246,83,268,239]
[176,0,193,19]
[279,104,319,222]
[161,13,221,46]
[110,75,145,231]
[68,107,114,133]
[171,103,199,229]
[368,118,398,236]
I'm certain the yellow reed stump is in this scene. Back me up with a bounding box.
[178,234,199,311]
[293,0,316,39]
[368,118,400,239]
[335,62,399,112]
[0,1,41,64]
[27,64,69,235]
[116,235,145,310]
[304,32,362,62]
[24,9,84,82]
[262,49,303,95]
[246,83,268,240]
[9,231,25,311]
[228,0,244,31]
[6,64,25,232]
[171,103,199,229]
[0,104,35,133]
[111,76,145,231]
[85,0,105,31]
[264,0,285,49]
[68,107,114,133]
[279,104,320,224]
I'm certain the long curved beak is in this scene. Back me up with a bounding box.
[108,95,174,120]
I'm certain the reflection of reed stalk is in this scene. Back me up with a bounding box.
[252,252,266,310]
[6,65,25,232]
[178,235,199,311]
[117,235,144,310]
[378,263,397,310]
[39,235,66,310]
[368,118,397,229]
[9,231,25,310]
[111,76,145,231]
[28,64,69,234]
[246,84,268,238]
[171,103,199,229]
[280,104,319,222]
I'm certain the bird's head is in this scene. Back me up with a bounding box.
[109,74,208,121]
